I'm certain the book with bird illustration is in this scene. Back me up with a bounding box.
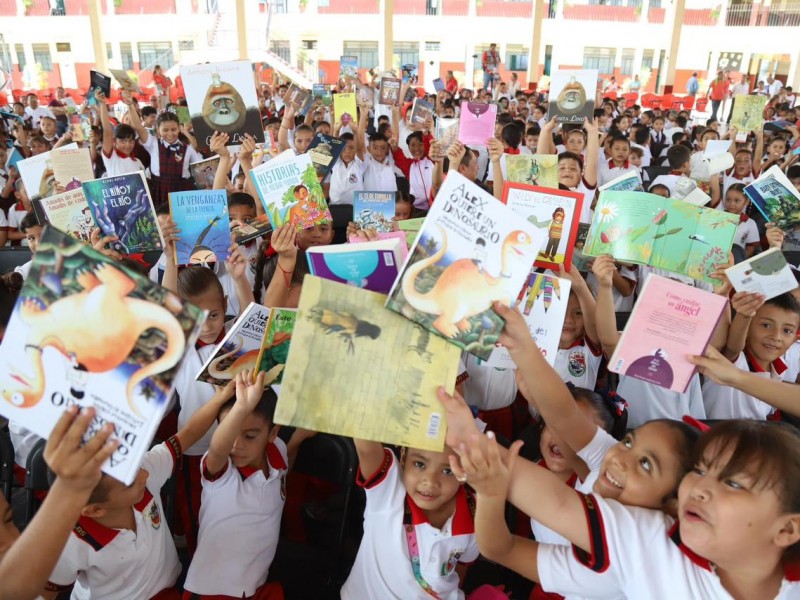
[487,272,570,369]
[583,191,739,283]
[276,276,461,451]
[168,189,231,266]
[353,191,396,232]
[0,226,206,485]
[195,302,273,387]
[307,237,405,294]
[38,188,94,244]
[609,275,727,393]
[725,247,799,300]
[744,165,800,231]
[506,155,559,189]
[255,308,296,385]
[386,172,545,360]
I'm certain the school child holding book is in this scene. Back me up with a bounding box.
[7,178,31,246]
[584,257,638,312]
[354,104,398,194]
[525,125,540,153]
[94,90,143,177]
[278,105,314,156]
[709,178,761,257]
[390,129,435,210]
[328,132,363,205]
[650,144,691,196]
[549,120,599,224]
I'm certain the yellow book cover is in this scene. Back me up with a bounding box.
[275,276,460,451]
[333,93,357,127]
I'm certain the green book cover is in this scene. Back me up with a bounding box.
[256,308,296,385]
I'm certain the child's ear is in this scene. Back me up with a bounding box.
[81,503,107,519]
[775,515,800,549]
[661,497,679,518]
[399,447,407,466]
[267,424,280,443]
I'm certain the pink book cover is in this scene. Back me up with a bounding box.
[609,275,727,393]
[349,231,409,262]
[458,102,498,146]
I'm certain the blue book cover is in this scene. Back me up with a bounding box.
[744,165,800,231]
[168,189,231,266]
[306,240,402,294]
[340,56,358,80]
[353,191,396,232]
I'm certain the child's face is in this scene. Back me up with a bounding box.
[565,133,585,155]
[525,134,538,152]
[768,139,786,159]
[115,136,135,156]
[228,203,256,224]
[340,139,356,163]
[40,118,56,137]
[559,294,585,348]
[316,123,331,136]
[745,304,800,365]
[294,130,314,154]
[25,225,43,253]
[611,141,630,164]
[94,468,149,512]
[189,288,227,344]
[369,139,389,163]
[653,119,664,132]
[629,153,642,168]
[233,175,246,192]
[558,158,582,189]
[30,141,49,156]
[221,408,278,469]
[408,137,425,160]
[733,153,752,177]
[402,448,460,518]
[297,222,333,250]
[533,108,544,120]
[724,190,748,215]
[143,113,157,128]
[699,132,718,150]
[158,120,180,144]
[539,402,600,476]
[395,200,413,221]
[0,496,19,557]
[790,176,800,193]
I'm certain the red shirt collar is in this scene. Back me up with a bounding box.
[236,442,287,479]
[505,148,521,155]
[195,327,228,349]
[669,170,684,176]
[744,350,787,375]
[73,489,154,551]
[608,159,629,169]
[739,213,749,223]
[406,485,475,535]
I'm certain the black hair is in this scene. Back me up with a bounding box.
[671,131,686,144]
[558,151,584,171]
[156,111,179,128]
[633,127,650,146]
[787,165,800,180]
[609,134,630,148]
[141,106,157,118]
[177,265,224,302]
[219,385,278,425]
[675,115,688,128]
[648,183,670,196]
[501,123,522,149]
[229,192,256,210]
[764,292,800,318]
[646,419,702,496]
[526,124,541,136]
[115,123,136,141]
[406,131,423,146]
[666,144,691,170]
[368,133,387,144]
[340,132,355,142]
[20,212,39,233]
[295,124,314,137]
[0,271,22,329]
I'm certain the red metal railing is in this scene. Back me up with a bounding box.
[442,0,469,15]
[115,0,176,14]
[647,7,665,22]
[683,8,717,25]
[318,0,379,13]
[476,0,533,18]
[562,4,639,21]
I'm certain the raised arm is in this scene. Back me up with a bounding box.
[537,117,558,155]
[96,91,114,157]
[353,438,386,484]
[582,118,600,189]
[354,103,368,162]
[590,255,622,357]
[125,94,149,144]
[722,292,764,361]
[263,224,301,309]
[753,129,765,176]
[175,381,235,453]
[210,132,232,191]
[487,137,505,200]
[278,105,296,152]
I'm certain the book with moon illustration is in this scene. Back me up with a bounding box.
[725,248,799,300]
[195,302,271,387]
[506,154,559,189]
[744,165,800,231]
[255,308,296,385]
[609,275,727,393]
[386,172,545,360]
[458,101,498,146]
[548,69,598,124]
[0,226,206,484]
[583,191,738,283]
[307,237,405,294]
[168,189,230,266]
[38,188,93,243]
[275,276,461,451]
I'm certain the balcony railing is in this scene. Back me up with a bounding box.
[562,4,639,21]
[476,0,533,18]
[318,0,379,13]
[395,0,436,15]
[115,0,176,14]
[0,0,16,16]
[442,0,469,14]
[647,6,665,22]
[683,7,718,25]
[726,4,800,26]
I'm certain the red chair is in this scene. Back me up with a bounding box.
[650,96,663,109]
[660,94,674,110]
[603,90,618,101]
[623,92,638,108]
[640,93,656,108]
[671,95,686,111]
[682,95,695,111]
[694,97,709,113]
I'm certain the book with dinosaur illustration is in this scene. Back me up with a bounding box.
[195,302,271,387]
[231,214,273,246]
[386,172,545,360]
[248,152,332,231]
[255,308,296,385]
[379,77,401,106]
[333,92,357,126]
[744,165,800,231]
[307,237,405,294]
[313,83,332,106]
[609,275,728,393]
[583,191,739,283]
[506,155,559,189]
[50,147,95,190]
[168,190,230,266]
[353,191,396,232]
[307,133,346,180]
[17,143,78,200]
[598,170,645,193]
[82,171,164,254]
[398,217,425,248]
[487,273,571,369]
[409,98,434,128]
[725,247,799,300]
[189,155,221,190]
[38,188,93,243]
[276,276,461,451]
[503,183,583,271]
[0,226,206,485]
[458,102,497,146]
[436,117,460,151]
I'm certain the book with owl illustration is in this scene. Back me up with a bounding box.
[458,102,498,146]
[725,248,799,300]
[275,276,461,451]
[506,155,559,189]
[38,188,94,243]
[307,237,405,294]
[548,69,598,124]
[17,143,78,200]
[180,60,265,150]
[609,275,727,393]
[0,226,206,485]
[255,308,296,385]
[168,190,230,266]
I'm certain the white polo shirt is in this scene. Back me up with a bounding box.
[783,341,800,384]
[597,159,641,188]
[329,158,363,205]
[142,135,203,178]
[184,439,288,597]
[722,167,755,198]
[7,204,28,247]
[703,351,787,420]
[570,177,596,224]
[553,338,603,391]
[618,373,705,429]
[24,105,55,129]
[341,449,479,600]
[101,148,144,178]
[360,154,398,193]
[461,354,517,411]
[732,214,760,249]
[46,439,183,600]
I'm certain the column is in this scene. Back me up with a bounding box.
[236,0,248,59]
[632,47,644,82]
[383,0,394,71]
[663,0,686,93]
[788,50,800,91]
[88,0,107,74]
[527,0,545,83]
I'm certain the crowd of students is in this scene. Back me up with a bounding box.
[0,62,799,600]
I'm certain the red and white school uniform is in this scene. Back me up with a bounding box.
[722,167,755,198]
[536,493,800,599]
[183,439,288,597]
[731,213,760,249]
[553,338,603,391]
[597,159,641,188]
[783,341,800,384]
[142,135,202,208]
[617,373,705,428]
[461,354,528,441]
[46,439,183,600]
[703,351,787,420]
[341,449,479,600]
[359,154,399,194]
[329,159,363,205]
[650,172,684,196]
[392,146,434,210]
[101,147,144,178]
[7,202,27,246]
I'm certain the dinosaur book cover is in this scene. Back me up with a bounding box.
[82,171,165,254]
[276,276,460,451]
[353,191,396,233]
[0,226,206,485]
[386,172,544,360]
[168,189,231,266]
[39,188,94,243]
[609,275,727,393]
[195,302,273,387]
[583,190,739,283]
[307,237,405,294]
[256,308,296,386]
[505,155,559,190]
[744,165,800,231]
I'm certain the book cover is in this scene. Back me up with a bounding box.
[572,223,594,272]
[276,276,461,451]
[87,70,111,106]
[175,106,191,126]
[81,172,164,253]
[349,230,409,262]
[312,83,332,106]
[356,84,374,108]
[458,102,498,146]
[609,275,728,393]
[168,189,230,266]
[584,191,739,283]
[379,77,401,106]
[195,302,271,387]
[307,238,404,294]
[17,143,78,200]
[333,92,357,126]
[189,155,221,190]
[725,247,799,300]
[487,273,570,369]
[398,217,425,247]
[503,183,583,271]
[339,56,359,81]
[673,176,711,207]
[307,133,346,180]
[69,114,91,143]
[548,70,598,124]
[109,68,142,94]
[230,214,273,246]
[179,60,265,149]
[744,165,800,231]
[598,170,645,193]
[38,188,94,243]
[256,308,296,385]
[386,172,544,360]
[249,152,332,230]
[50,147,94,190]
[401,64,419,85]
[284,82,310,110]
[506,154,559,189]
[436,117,460,151]
[433,78,445,93]
[0,226,206,484]
[354,191,396,232]
[409,98,434,128]
[730,95,767,135]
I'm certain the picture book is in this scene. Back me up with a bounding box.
[548,70,598,124]
[276,276,461,451]
[503,183,583,271]
[87,70,111,105]
[307,133,346,180]
[313,83,332,106]
[673,176,711,207]
[38,188,93,243]
[339,56,359,81]
[81,171,164,253]
[353,191,396,232]
[255,308,296,385]
[248,152,332,230]
[50,147,94,190]
[0,226,206,484]
[386,172,544,360]
[349,230,409,262]
[458,102,498,146]
[109,68,142,94]
[175,106,191,126]
[701,140,734,176]
[333,92,357,127]
[598,170,644,193]
[609,275,728,393]
[506,154,559,189]
[180,60,265,149]
[433,78,445,93]
[195,302,271,387]
[356,84,374,108]
[401,64,419,85]
[17,143,78,200]
[725,248,799,300]
[189,155,221,190]
[398,217,425,247]
[285,83,310,109]
[583,191,739,283]
[744,165,800,231]
[379,77,401,106]
[436,117,460,151]
[231,214,273,246]
[730,95,767,137]
[487,273,571,369]
[409,98,434,128]
[307,237,405,294]
[69,114,91,142]
[168,190,230,266]
[572,222,593,272]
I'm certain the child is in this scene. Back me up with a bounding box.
[355,107,397,193]
[651,144,691,196]
[628,146,644,171]
[648,183,671,197]
[391,131,434,210]
[96,90,143,177]
[7,179,31,246]
[550,120,599,223]
[328,132,362,205]
[395,188,415,221]
[13,212,42,279]
[723,145,761,197]
[525,125,540,153]
[720,182,760,256]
